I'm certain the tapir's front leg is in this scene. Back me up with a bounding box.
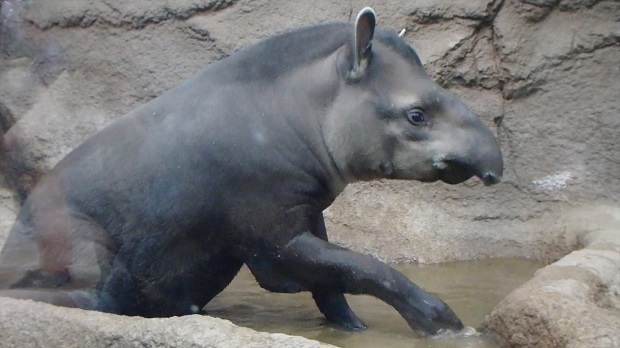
[245,213,366,330]
[280,232,464,336]
[309,213,366,330]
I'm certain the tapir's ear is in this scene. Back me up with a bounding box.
[350,7,376,81]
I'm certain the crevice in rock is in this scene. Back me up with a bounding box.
[408,1,501,24]
[517,0,561,22]
[502,34,619,100]
[181,26,229,59]
[428,0,506,90]
[491,0,619,100]
[0,100,15,135]
[559,0,604,12]
[409,12,489,25]
[493,92,506,128]
[24,0,240,30]
[347,3,353,22]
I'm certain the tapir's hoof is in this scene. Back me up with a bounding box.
[336,314,367,331]
[322,304,367,330]
[312,290,367,330]
[409,297,464,336]
[432,312,464,335]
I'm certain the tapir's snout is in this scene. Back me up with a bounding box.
[474,130,504,186]
[480,171,501,186]
[431,119,504,186]
[432,155,502,186]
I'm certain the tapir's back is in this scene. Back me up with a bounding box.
[1,21,420,249]
[0,23,358,290]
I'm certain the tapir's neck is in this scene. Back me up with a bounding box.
[269,48,351,203]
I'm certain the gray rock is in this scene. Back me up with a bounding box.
[2,0,617,264]
[0,296,335,348]
[0,0,619,346]
[482,205,620,347]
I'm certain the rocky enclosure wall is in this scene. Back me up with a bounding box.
[0,1,618,347]
[0,0,618,263]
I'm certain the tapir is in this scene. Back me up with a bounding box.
[0,8,503,336]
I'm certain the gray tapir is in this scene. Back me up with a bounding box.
[0,8,502,336]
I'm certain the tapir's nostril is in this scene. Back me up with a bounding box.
[480,172,501,186]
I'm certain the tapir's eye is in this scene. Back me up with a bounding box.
[406,109,426,126]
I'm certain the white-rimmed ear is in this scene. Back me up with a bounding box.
[350,7,376,80]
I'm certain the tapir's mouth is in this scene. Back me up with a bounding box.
[433,160,477,185]
[434,160,501,186]
[437,168,474,185]
[477,171,502,186]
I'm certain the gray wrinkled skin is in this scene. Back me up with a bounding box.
[0,8,501,336]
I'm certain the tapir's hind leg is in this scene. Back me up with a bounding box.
[98,246,244,317]
[0,199,119,312]
[0,215,49,289]
[0,194,115,291]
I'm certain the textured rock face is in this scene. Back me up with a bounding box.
[0,1,618,347]
[482,205,620,347]
[0,0,618,264]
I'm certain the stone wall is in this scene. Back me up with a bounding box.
[0,0,618,261]
[1,1,618,347]
[482,205,620,347]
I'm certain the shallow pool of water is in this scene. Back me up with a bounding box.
[206,258,544,348]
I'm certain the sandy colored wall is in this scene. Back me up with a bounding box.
[0,0,618,263]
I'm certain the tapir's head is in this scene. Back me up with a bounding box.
[324,8,503,186]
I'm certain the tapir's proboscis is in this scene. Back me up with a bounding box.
[0,8,503,336]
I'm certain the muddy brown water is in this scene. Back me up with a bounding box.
[206,258,544,347]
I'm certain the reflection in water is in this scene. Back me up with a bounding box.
[206,258,544,348]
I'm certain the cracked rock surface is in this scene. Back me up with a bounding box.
[0,0,618,347]
[1,0,617,264]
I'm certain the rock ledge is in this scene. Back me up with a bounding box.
[0,296,334,348]
[482,205,620,347]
